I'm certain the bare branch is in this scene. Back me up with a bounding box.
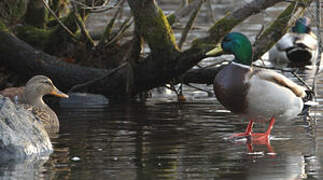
[70,0,122,13]
[41,0,78,41]
[167,0,204,25]
[178,0,203,49]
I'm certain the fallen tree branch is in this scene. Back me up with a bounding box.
[0,0,313,99]
[0,23,107,91]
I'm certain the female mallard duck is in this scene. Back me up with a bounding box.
[1,75,69,133]
[207,32,306,141]
[269,17,318,67]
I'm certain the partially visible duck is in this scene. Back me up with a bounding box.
[207,32,306,141]
[0,75,69,133]
[269,17,318,68]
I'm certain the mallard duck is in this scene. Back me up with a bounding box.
[207,32,306,141]
[0,75,69,133]
[269,17,318,67]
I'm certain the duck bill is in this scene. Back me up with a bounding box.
[50,88,69,98]
[309,31,317,39]
[205,44,223,56]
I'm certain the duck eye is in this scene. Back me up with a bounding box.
[42,80,52,85]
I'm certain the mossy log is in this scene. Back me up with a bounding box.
[15,12,80,56]
[0,20,107,91]
[0,0,314,99]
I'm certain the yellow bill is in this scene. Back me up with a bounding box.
[50,87,69,98]
[205,44,223,56]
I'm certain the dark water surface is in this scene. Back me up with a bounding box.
[2,0,323,179]
[52,91,323,180]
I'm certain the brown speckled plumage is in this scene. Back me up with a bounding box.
[1,75,68,134]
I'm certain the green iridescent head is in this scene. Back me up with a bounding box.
[221,32,253,65]
[292,17,311,33]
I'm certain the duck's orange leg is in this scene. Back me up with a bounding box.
[251,117,275,142]
[229,117,276,141]
[229,120,254,138]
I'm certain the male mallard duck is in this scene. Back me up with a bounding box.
[207,32,306,141]
[269,17,318,67]
[0,75,69,133]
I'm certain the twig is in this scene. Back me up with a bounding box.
[70,0,122,13]
[70,62,128,92]
[184,83,213,97]
[311,0,322,97]
[71,4,95,47]
[167,0,203,25]
[253,64,295,72]
[98,0,124,47]
[290,71,313,92]
[41,0,78,41]
[206,0,215,23]
[105,17,133,47]
[178,0,203,49]
[255,24,265,41]
[164,83,180,96]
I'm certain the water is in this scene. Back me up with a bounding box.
[2,0,323,179]
[10,90,322,180]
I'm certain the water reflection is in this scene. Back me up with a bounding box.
[0,156,49,179]
[0,87,322,179]
[38,93,322,179]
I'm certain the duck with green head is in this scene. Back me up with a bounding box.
[269,17,318,67]
[207,32,306,141]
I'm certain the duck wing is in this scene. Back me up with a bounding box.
[275,33,295,51]
[294,32,318,51]
[254,69,306,98]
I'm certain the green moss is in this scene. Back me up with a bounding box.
[15,25,53,48]
[0,20,9,32]
[157,7,178,48]
[167,14,176,25]
[208,13,240,40]
[191,12,240,50]
[260,3,297,40]
[142,7,179,54]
